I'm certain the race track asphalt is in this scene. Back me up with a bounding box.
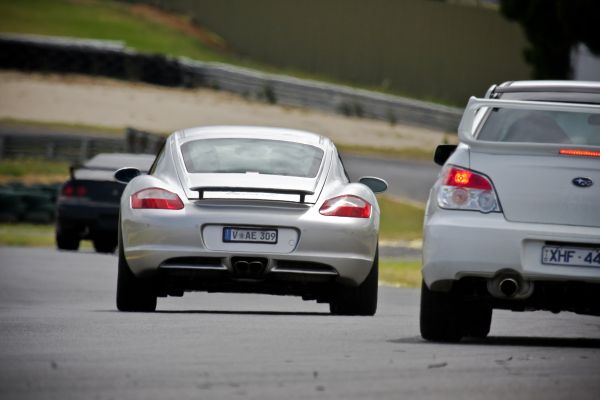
[1,247,599,400]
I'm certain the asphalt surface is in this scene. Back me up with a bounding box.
[1,247,599,400]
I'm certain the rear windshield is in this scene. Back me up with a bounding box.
[477,109,600,145]
[180,138,324,178]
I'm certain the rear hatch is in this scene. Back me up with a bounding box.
[470,151,600,228]
[175,136,333,204]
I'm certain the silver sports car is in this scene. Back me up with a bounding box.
[421,81,600,342]
[114,126,387,314]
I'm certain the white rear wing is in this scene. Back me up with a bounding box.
[458,97,600,155]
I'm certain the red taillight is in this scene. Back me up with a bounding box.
[559,149,600,158]
[131,187,184,210]
[319,195,371,218]
[443,167,492,190]
[437,165,500,213]
[62,184,74,197]
[61,183,87,197]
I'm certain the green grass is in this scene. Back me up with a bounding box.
[0,158,70,178]
[380,260,421,288]
[0,223,55,246]
[0,223,93,248]
[0,0,229,62]
[378,196,424,241]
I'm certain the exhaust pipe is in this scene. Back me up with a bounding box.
[248,261,265,274]
[231,257,268,277]
[487,272,533,299]
[498,278,519,297]
[234,261,249,274]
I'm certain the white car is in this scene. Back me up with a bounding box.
[421,81,600,341]
[114,126,387,314]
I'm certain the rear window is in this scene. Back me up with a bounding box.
[477,109,600,145]
[180,138,324,178]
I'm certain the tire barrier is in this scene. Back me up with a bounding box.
[0,183,60,224]
[0,33,462,132]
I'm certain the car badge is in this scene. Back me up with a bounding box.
[572,177,593,188]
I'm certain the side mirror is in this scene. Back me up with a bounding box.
[433,144,458,166]
[114,167,141,183]
[359,176,388,194]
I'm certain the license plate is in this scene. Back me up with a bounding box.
[222,227,278,244]
[542,246,600,267]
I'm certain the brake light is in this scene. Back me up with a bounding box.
[559,149,600,158]
[443,167,492,190]
[62,184,74,197]
[131,188,184,210]
[437,166,500,213]
[319,195,371,218]
[61,183,87,197]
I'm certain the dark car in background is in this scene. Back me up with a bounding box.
[56,153,155,253]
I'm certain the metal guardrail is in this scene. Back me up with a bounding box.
[0,34,463,132]
[0,128,163,162]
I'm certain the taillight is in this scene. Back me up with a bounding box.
[319,195,371,218]
[62,184,74,197]
[61,183,87,197]
[437,166,500,213]
[131,188,184,210]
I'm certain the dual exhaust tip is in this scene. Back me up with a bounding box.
[231,257,267,277]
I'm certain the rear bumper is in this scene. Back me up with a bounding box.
[121,205,378,287]
[57,202,119,233]
[422,210,600,288]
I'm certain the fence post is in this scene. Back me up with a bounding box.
[79,138,89,162]
[45,140,56,159]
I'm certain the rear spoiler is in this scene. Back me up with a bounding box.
[191,187,314,203]
[69,164,117,179]
[69,164,149,180]
[458,97,600,155]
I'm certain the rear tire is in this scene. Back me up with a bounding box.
[463,303,492,339]
[93,235,117,253]
[56,231,80,251]
[330,248,378,316]
[116,236,157,312]
[419,280,464,342]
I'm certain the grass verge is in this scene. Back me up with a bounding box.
[0,0,230,63]
[0,159,69,184]
[0,223,55,247]
[380,260,421,288]
[0,223,93,248]
[378,195,424,242]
